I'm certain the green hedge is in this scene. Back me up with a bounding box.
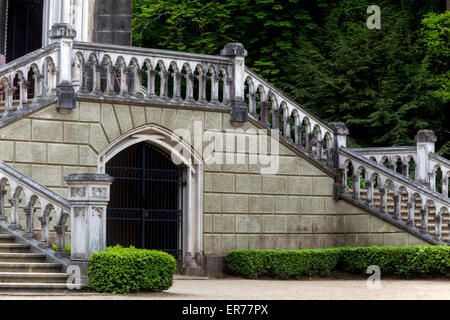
[226,249,341,279]
[88,246,177,294]
[226,246,450,279]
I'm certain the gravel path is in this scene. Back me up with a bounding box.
[0,278,449,300]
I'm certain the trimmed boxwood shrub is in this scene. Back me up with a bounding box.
[226,249,341,279]
[88,246,177,294]
[226,246,450,279]
[339,246,450,277]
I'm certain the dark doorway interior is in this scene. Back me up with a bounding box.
[5,0,44,62]
[106,142,184,264]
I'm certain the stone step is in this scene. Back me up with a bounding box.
[0,253,47,263]
[0,234,16,243]
[0,243,31,253]
[0,262,62,273]
[0,282,77,293]
[0,272,70,284]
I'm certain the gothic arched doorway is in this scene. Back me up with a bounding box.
[105,142,184,263]
[1,0,44,62]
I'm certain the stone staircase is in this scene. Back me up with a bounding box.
[0,230,73,293]
[354,189,450,242]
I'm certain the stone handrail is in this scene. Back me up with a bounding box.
[71,41,239,107]
[339,147,449,241]
[429,153,450,196]
[243,67,336,164]
[0,43,60,118]
[0,161,71,255]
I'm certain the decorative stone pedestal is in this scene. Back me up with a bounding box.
[65,174,113,284]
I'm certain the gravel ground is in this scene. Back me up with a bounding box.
[0,278,449,300]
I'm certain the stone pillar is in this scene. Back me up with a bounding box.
[407,201,415,227]
[221,43,248,123]
[23,207,36,239]
[393,193,400,220]
[434,214,442,240]
[429,172,436,192]
[65,174,113,262]
[271,109,279,129]
[379,188,387,214]
[8,198,21,230]
[415,130,437,186]
[366,181,374,206]
[147,70,156,97]
[329,122,349,169]
[48,23,77,111]
[294,124,302,147]
[352,174,359,199]
[443,176,449,197]
[420,208,428,233]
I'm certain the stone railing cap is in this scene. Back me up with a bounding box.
[220,42,248,57]
[329,122,349,135]
[414,130,437,143]
[48,23,77,39]
[64,174,114,182]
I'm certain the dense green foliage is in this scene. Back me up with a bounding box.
[226,249,342,279]
[133,0,449,156]
[340,246,450,277]
[226,246,450,279]
[88,246,177,294]
[51,244,71,257]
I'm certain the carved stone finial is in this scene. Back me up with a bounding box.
[48,23,77,39]
[414,130,437,143]
[220,43,248,57]
[329,122,349,135]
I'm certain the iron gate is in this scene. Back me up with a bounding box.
[106,142,184,263]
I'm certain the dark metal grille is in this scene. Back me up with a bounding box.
[106,142,184,263]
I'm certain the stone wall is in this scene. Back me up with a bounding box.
[0,100,429,251]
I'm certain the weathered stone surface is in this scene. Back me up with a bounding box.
[33,103,79,121]
[213,215,235,233]
[79,146,98,166]
[222,235,237,253]
[89,124,109,153]
[370,216,400,233]
[347,215,370,233]
[236,175,262,194]
[130,106,146,128]
[236,215,262,233]
[204,194,221,213]
[48,144,79,165]
[79,101,100,122]
[203,234,221,255]
[146,107,162,125]
[32,120,62,142]
[236,235,249,250]
[203,214,213,233]
[301,159,327,176]
[262,176,287,195]
[263,215,287,233]
[101,104,120,141]
[312,177,334,196]
[204,173,213,192]
[277,157,301,175]
[114,104,133,134]
[312,216,336,233]
[275,196,300,214]
[205,111,222,131]
[288,177,313,195]
[31,165,62,187]
[15,142,46,164]
[214,173,235,193]
[161,109,177,130]
[0,141,14,162]
[276,235,299,250]
[222,195,248,213]
[300,197,324,214]
[249,196,274,214]
[383,233,408,246]
[287,216,312,233]
[0,119,31,140]
[64,123,89,144]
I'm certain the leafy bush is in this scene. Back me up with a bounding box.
[88,246,177,294]
[51,244,71,257]
[226,249,341,279]
[226,246,450,279]
[339,246,450,278]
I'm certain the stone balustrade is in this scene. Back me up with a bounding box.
[0,161,71,256]
[339,147,450,242]
[350,130,449,198]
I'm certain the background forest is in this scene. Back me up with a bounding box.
[132,0,450,157]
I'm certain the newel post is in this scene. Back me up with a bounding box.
[414,130,437,187]
[48,23,77,111]
[221,43,248,123]
[65,174,113,282]
[329,122,349,169]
